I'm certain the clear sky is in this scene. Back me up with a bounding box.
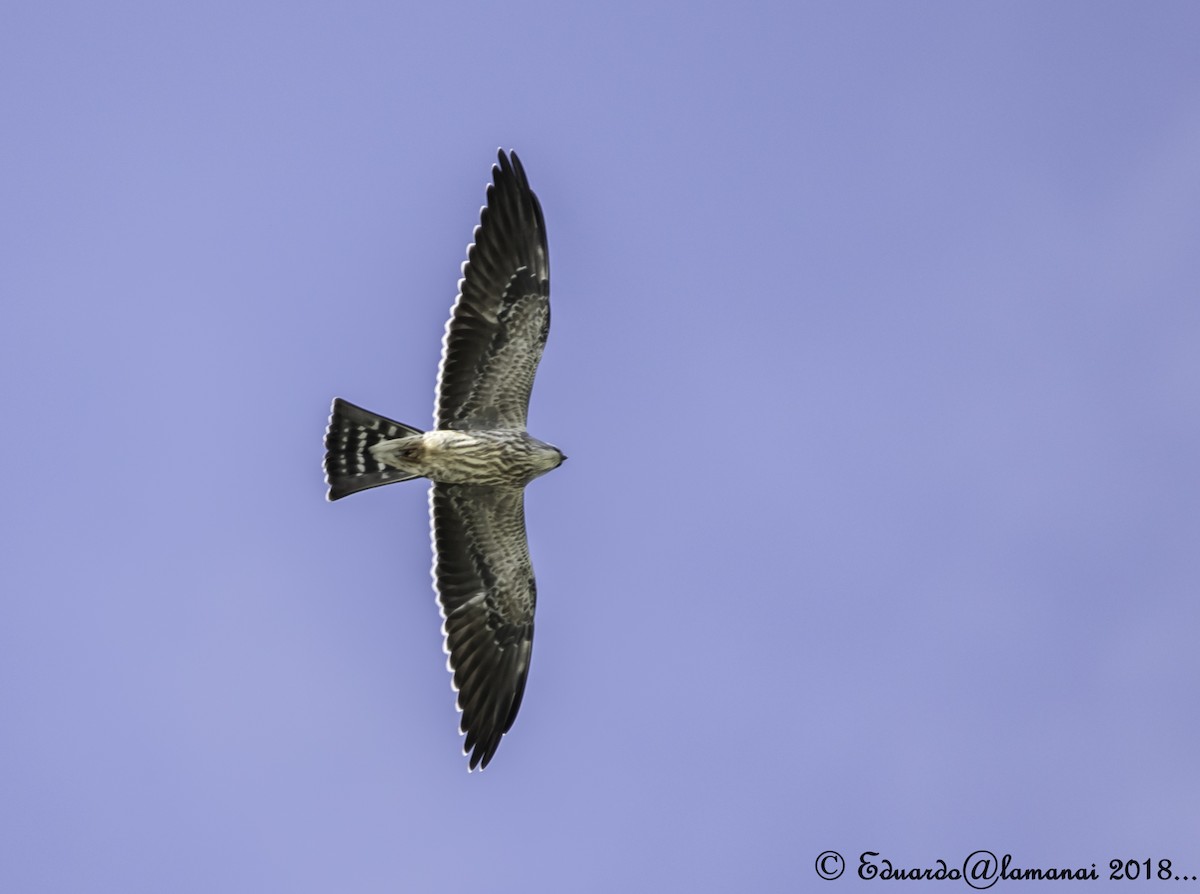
[3,1,1199,890]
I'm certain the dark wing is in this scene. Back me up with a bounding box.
[430,482,536,770]
[435,150,550,432]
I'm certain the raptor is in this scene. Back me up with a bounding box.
[324,150,563,770]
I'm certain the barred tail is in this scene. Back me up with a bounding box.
[324,398,425,501]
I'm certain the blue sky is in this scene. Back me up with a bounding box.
[3,1,1199,890]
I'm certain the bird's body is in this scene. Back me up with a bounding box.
[324,150,561,770]
[369,428,563,487]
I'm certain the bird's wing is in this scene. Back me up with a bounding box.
[430,482,536,770]
[435,150,550,432]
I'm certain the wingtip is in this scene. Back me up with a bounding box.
[494,148,527,184]
[494,148,513,180]
[464,742,495,772]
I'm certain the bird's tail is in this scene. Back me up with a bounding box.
[324,398,425,501]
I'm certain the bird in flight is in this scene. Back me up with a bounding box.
[324,150,563,770]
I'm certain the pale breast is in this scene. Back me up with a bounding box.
[421,430,558,486]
